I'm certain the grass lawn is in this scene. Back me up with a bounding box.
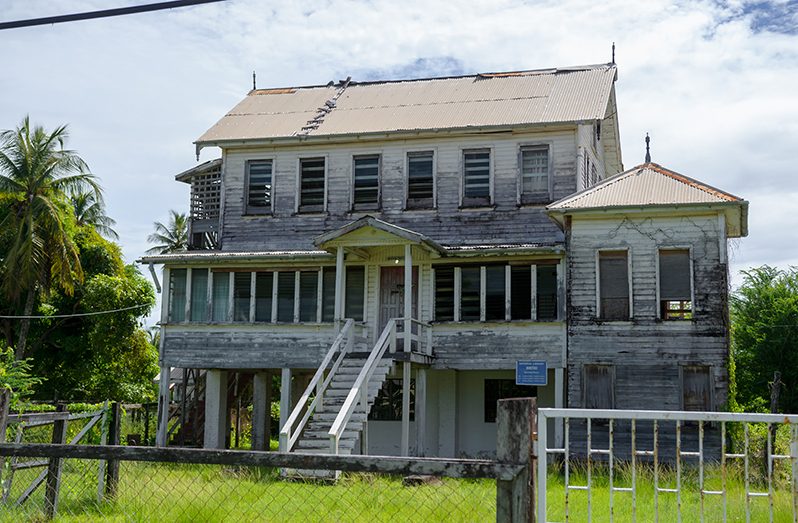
[0,459,795,522]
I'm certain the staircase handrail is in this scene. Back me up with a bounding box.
[279,318,354,452]
[328,318,396,454]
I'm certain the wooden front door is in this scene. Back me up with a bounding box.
[379,266,418,332]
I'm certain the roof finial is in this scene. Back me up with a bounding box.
[611,42,616,64]
[645,133,651,163]
[252,70,257,91]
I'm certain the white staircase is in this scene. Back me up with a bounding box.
[293,356,392,455]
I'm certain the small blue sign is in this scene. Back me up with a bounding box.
[516,360,547,386]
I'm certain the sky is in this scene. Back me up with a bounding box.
[1,0,797,326]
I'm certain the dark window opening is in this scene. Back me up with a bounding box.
[299,157,325,212]
[277,272,295,322]
[434,266,455,321]
[321,267,336,322]
[659,249,692,320]
[353,155,380,210]
[246,160,272,213]
[463,150,491,207]
[298,271,318,322]
[254,272,273,322]
[599,251,629,320]
[484,379,535,423]
[460,267,481,321]
[485,266,506,321]
[406,151,434,209]
[537,264,558,321]
[369,379,415,421]
[511,266,532,320]
[345,266,365,321]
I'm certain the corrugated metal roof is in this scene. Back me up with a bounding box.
[196,64,617,144]
[547,163,744,210]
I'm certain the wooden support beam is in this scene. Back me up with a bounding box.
[105,402,121,499]
[44,404,68,518]
[252,372,270,451]
[156,365,171,447]
[401,361,411,456]
[496,397,536,523]
[278,368,291,451]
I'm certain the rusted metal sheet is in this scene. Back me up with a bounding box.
[196,65,616,144]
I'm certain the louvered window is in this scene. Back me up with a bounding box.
[277,272,295,322]
[462,149,491,206]
[246,160,272,213]
[189,269,208,322]
[460,267,481,321]
[407,151,434,209]
[353,155,380,209]
[299,158,325,212]
[321,267,336,322]
[584,365,614,409]
[599,251,630,320]
[168,269,187,323]
[520,146,550,203]
[211,272,230,322]
[299,271,319,322]
[660,249,693,320]
[254,272,273,322]
[233,272,251,322]
[537,264,558,321]
[434,267,455,321]
[345,266,365,321]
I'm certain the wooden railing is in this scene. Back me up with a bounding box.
[279,319,355,452]
[328,319,397,454]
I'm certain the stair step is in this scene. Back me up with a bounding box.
[302,429,359,440]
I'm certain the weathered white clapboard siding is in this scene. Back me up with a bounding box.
[161,324,336,369]
[430,322,565,370]
[565,213,730,412]
[218,129,578,251]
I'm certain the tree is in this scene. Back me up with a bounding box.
[146,210,188,254]
[0,116,100,358]
[731,266,798,413]
[70,189,118,240]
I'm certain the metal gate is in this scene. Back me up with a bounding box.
[537,408,798,523]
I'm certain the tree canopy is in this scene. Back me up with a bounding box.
[146,210,188,254]
[731,266,798,413]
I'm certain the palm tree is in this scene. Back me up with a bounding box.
[70,189,119,239]
[146,210,188,254]
[0,116,101,358]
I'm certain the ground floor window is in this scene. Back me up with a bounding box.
[682,365,712,411]
[583,364,614,409]
[369,379,415,421]
[484,379,535,423]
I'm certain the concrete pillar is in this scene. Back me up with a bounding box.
[401,361,411,456]
[203,369,228,449]
[279,367,291,446]
[155,365,171,447]
[415,367,427,456]
[252,371,271,451]
[437,370,458,457]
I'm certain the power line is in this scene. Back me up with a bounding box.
[0,303,151,319]
[0,0,227,31]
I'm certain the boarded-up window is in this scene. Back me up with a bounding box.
[511,266,532,320]
[434,267,455,321]
[189,269,208,322]
[345,266,365,321]
[463,149,491,206]
[660,249,693,320]
[485,266,506,321]
[584,365,614,409]
[537,264,558,320]
[683,366,712,411]
[232,272,251,322]
[211,272,230,322]
[369,379,415,421]
[520,146,550,203]
[599,251,629,320]
[254,272,273,322]
[276,272,295,322]
[321,267,336,322]
[299,271,318,322]
[460,267,481,321]
[407,151,434,209]
[353,155,380,209]
[168,269,187,323]
[245,160,272,213]
[299,158,325,212]
[484,379,535,422]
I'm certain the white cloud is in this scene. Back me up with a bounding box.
[1,0,796,325]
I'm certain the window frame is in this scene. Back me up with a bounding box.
[595,248,633,321]
[351,153,382,211]
[404,149,437,210]
[460,147,494,208]
[656,246,695,321]
[296,156,328,214]
[244,158,275,215]
[679,364,714,411]
[517,143,553,204]
[582,364,615,410]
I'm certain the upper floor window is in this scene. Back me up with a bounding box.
[659,249,693,320]
[168,269,187,323]
[462,149,491,207]
[406,151,434,209]
[353,155,380,210]
[520,146,550,203]
[298,157,326,213]
[189,269,209,322]
[598,250,630,320]
[245,160,273,214]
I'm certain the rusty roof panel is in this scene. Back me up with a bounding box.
[196,64,617,143]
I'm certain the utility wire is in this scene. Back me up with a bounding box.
[0,0,227,31]
[0,303,151,319]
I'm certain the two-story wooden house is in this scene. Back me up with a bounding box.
[139,63,747,458]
